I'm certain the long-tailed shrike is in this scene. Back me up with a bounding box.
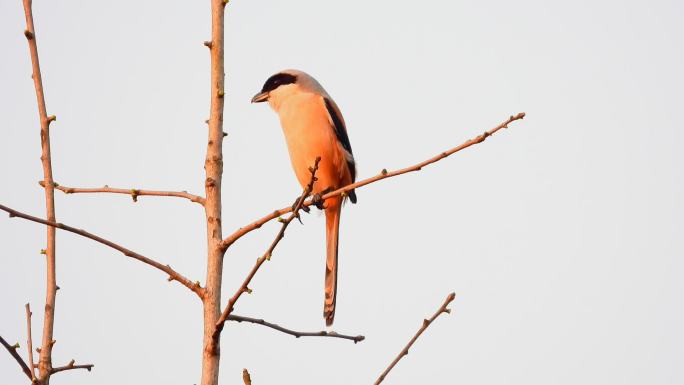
[252,69,356,326]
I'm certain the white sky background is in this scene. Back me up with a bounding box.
[1,0,683,384]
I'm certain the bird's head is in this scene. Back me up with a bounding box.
[251,69,326,110]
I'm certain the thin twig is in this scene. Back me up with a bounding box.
[0,204,203,297]
[51,359,94,374]
[22,0,58,378]
[0,335,32,379]
[374,292,456,385]
[25,304,37,381]
[228,314,365,343]
[220,113,525,250]
[50,183,205,205]
[242,368,252,385]
[214,158,321,336]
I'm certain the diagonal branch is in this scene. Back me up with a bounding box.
[0,204,203,297]
[228,314,365,343]
[50,182,205,205]
[51,359,94,374]
[220,112,525,250]
[214,158,321,336]
[0,335,32,380]
[375,292,456,385]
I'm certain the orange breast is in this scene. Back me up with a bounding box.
[278,93,352,196]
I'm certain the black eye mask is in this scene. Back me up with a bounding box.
[261,73,298,93]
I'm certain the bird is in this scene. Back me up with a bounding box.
[251,69,356,326]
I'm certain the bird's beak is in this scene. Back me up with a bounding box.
[251,91,269,103]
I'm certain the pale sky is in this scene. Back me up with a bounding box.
[1,1,683,384]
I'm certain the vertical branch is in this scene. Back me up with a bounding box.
[25,304,37,381]
[201,0,227,385]
[21,0,58,382]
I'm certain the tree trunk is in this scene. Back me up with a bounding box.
[200,0,226,384]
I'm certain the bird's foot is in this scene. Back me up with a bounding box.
[311,193,325,210]
[291,197,310,224]
[311,187,333,210]
[291,196,310,213]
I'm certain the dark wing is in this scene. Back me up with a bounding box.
[323,97,357,203]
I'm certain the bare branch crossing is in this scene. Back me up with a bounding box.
[215,158,321,335]
[221,113,525,250]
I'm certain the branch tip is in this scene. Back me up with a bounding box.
[242,368,251,385]
[374,292,457,384]
[227,314,365,343]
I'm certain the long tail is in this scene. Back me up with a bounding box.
[324,197,342,326]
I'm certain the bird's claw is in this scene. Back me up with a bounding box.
[292,197,310,225]
[292,196,308,212]
[311,193,325,210]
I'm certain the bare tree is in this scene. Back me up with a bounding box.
[1,1,525,384]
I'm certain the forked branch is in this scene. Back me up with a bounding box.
[228,314,365,343]
[221,113,525,250]
[50,183,205,205]
[375,292,456,385]
[214,158,321,336]
[0,204,203,297]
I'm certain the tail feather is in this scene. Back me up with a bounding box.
[324,198,342,326]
